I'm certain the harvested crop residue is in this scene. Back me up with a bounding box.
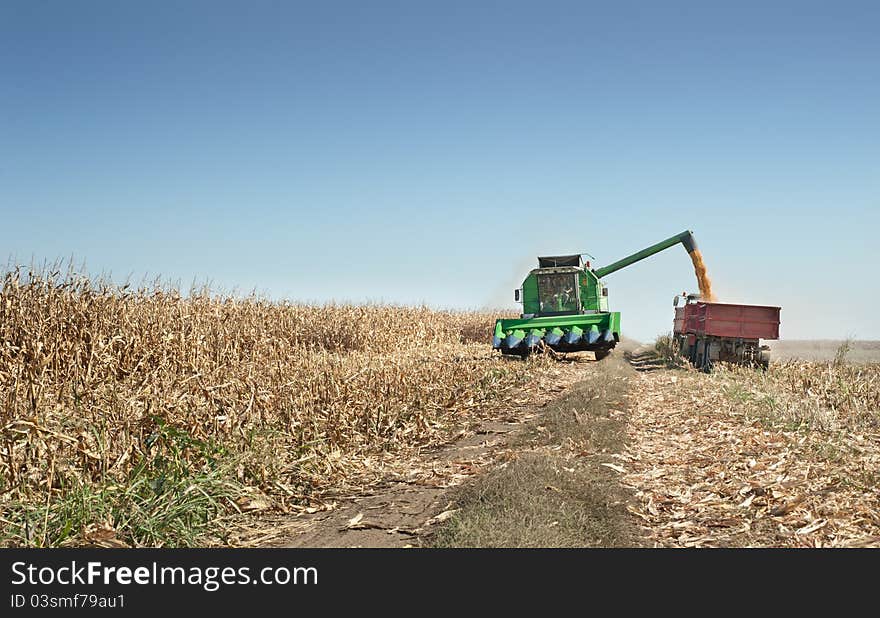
[621,353,880,547]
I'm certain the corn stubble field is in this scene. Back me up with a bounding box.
[0,266,549,547]
[638,337,880,546]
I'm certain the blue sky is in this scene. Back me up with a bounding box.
[2,1,878,341]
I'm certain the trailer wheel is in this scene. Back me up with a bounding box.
[702,340,713,372]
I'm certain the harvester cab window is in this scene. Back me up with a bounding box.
[537,273,579,314]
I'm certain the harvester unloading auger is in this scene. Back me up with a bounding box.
[493,230,702,359]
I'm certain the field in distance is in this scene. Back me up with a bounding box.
[772,340,880,364]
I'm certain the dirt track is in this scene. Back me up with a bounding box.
[267,341,880,548]
[273,345,642,548]
[280,414,534,548]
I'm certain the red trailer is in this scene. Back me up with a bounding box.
[673,295,780,370]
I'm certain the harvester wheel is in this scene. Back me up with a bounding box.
[594,349,611,361]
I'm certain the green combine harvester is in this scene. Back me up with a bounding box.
[493,230,700,359]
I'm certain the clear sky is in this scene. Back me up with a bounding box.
[2,1,878,342]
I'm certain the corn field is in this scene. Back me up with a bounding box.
[0,265,537,547]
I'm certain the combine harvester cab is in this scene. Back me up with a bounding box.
[494,231,701,360]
